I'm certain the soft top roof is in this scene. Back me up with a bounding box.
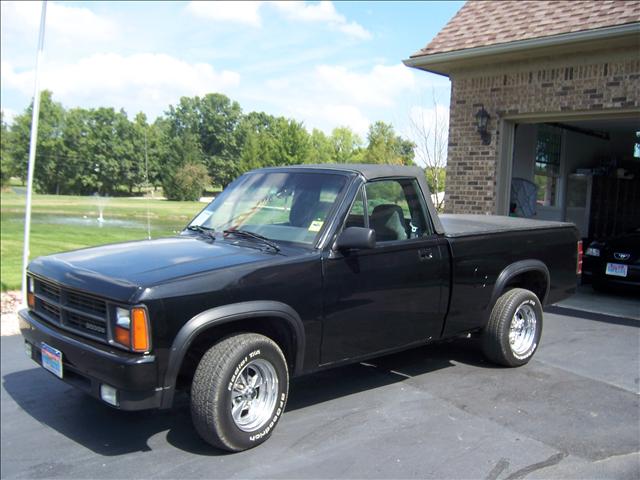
[254,163,426,181]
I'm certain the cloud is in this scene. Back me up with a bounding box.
[314,64,415,107]
[272,1,371,39]
[1,1,117,45]
[247,63,418,136]
[186,1,263,27]
[2,54,240,117]
[185,1,371,39]
[287,103,371,136]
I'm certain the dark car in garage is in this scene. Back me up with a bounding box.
[583,228,640,291]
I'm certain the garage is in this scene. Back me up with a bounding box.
[509,114,640,241]
[404,1,639,297]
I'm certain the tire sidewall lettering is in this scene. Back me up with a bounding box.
[223,345,288,446]
[227,355,249,391]
[248,393,287,442]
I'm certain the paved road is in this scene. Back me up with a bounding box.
[2,306,639,479]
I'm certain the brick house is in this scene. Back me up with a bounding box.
[404,0,640,239]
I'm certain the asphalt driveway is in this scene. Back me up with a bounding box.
[1,305,639,479]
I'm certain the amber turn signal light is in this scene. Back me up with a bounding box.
[114,307,150,352]
[27,292,35,309]
[131,307,150,352]
[114,325,130,347]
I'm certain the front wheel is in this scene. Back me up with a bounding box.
[482,288,543,367]
[191,333,289,452]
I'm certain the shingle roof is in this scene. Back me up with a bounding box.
[411,0,640,58]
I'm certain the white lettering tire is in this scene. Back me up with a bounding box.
[482,288,543,367]
[191,333,289,452]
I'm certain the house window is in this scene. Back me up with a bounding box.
[534,125,561,207]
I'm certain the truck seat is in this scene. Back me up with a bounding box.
[370,204,408,242]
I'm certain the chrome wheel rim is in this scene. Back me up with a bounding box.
[509,302,537,357]
[230,358,278,432]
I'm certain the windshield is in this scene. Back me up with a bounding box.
[188,171,348,246]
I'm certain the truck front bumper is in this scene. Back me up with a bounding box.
[19,309,164,411]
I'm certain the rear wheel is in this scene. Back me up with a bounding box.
[482,288,543,367]
[191,333,289,452]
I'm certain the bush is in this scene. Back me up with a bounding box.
[162,163,211,201]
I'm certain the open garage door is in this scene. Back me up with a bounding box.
[507,113,640,242]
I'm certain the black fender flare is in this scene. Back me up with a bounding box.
[489,260,550,310]
[160,300,305,409]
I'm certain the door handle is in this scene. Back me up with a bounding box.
[418,248,433,261]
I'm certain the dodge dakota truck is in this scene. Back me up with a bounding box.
[20,164,581,451]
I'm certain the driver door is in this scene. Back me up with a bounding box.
[320,178,449,365]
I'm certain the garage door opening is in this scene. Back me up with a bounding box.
[507,115,640,242]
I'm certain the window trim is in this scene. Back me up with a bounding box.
[363,177,434,244]
[534,125,562,208]
[332,175,441,253]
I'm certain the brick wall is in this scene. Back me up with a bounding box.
[444,48,640,214]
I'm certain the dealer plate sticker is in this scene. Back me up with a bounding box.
[605,263,628,277]
[41,343,63,378]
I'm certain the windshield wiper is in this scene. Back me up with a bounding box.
[186,224,216,241]
[223,229,280,252]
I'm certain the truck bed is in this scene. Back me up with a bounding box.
[440,214,574,237]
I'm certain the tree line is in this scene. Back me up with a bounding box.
[1,91,423,200]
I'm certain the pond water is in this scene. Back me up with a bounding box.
[19,215,145,229]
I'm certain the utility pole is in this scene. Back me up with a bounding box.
[21,1,47,305]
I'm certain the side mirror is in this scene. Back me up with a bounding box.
[334,227,376,251]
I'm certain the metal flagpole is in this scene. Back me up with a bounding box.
[21,1,48,306]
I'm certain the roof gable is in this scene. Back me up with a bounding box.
[411,0,640,58]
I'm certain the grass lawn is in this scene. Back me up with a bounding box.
[0,190,204,291]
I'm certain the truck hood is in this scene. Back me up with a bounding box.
[28,236,280,302]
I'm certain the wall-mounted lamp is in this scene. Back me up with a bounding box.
[475,105,491,145]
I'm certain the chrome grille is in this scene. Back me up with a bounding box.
[32,278,109,342]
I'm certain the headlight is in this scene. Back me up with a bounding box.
[585,247,600,257]
[114,307,150,352]
[116,307,131,328]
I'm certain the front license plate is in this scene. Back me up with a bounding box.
[605,263,628,277]
[41,343,63,378]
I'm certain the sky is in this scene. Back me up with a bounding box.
[1,1,462,149]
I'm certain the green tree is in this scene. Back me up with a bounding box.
[165,94,242,187]
[236,111,279,172]
[160,132,208,199]
[1,111,12,187]
[274,118,310,166]
[82,107,135,195]
[363,121,415,166]
[9,90,66,193]
[330,127,363,163]
[60,107,93,194]
[163,162,210,201]
[307,129,333,164]
[134,115,164,191]
[236,113,310,173]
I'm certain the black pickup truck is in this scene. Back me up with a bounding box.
[20,164,581,451]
